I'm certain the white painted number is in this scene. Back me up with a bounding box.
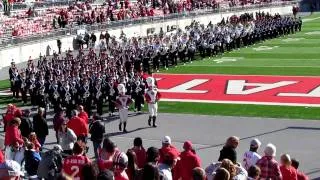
[71,166,80,180]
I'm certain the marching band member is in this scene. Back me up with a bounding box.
[145,77,161,127]
[115,84,133,133]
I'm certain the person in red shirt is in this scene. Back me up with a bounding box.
[175,141,201,180]
[113,152,129,180]
[28,132,41,152]
[291,158,309,180]
[2,104,15,131]
[159,136,180,163]
[63,142,91,180]
[98,138,121,171]
[280,154,298,180]
[131,137,146,168]
[67,110,88,138]
[4,117,25,164]
[78,105,89,124]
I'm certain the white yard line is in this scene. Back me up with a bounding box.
[185,65,320,68]
[161,98,320,107]
[303,17,320,22]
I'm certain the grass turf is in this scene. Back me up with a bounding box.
[158,13,320,120]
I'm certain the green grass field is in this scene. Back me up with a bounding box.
[1,14,320,120]
[157,13,320,120]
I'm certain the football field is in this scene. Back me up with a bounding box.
[156,13,320,120]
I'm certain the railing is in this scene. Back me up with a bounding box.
[0,0,298,49]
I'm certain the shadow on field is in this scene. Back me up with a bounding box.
[197,126,320,150]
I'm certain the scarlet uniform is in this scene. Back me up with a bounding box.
[63,155,91,180]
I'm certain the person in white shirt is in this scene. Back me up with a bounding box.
[242,138,262,171]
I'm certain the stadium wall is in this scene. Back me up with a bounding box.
[0,5,293,69]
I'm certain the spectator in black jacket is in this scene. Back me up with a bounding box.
[90,33,97,47]
[218,136,239,164]
[19,109,33,138]
[33,107,49,148]
[89,115,106,159]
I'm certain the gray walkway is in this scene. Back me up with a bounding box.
[0,108,319,179]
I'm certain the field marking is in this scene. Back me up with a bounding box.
[253,46,279,51]
[186,65,320,68]
[156,73,320,78]
[282,38,305,42]
[212,57,244,63]
[161,98,320,107]
[303,17,320,22]
[305,31,320,35]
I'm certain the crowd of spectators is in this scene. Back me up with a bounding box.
[0,103,310,180]
[0,0,293,37]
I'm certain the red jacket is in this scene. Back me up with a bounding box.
[4,125,24,146]
[0,150,4,163]
[280,165,298,180]
[175,150,201,180]
[79,112,89,124]
[159,145,180,163]
[297,170,309,180]
[67,116,88,137]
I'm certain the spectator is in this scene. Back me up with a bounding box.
[91,33,97,47]
[205,159,247,180]
[24,142,41,178]
[2,104,15,132]
[57,39,62,54]
[280,154,298,180]
[4,117,24,164]
[98,138,121,170]
[158,151,175,180]
[19,109,33,138]
[53,109,66,144]
[89,115,106,159]
[256,143,282,180]
[98,169,115,180]
[33,107,49,148]
[63,142,91,180]
[58,120,77,156]
[142,162,160,180]
[159,136,180,163]
[247,165,261,180]
[113,152,129,180]
[82,163,98,180]
[146,146,160,164]
[175,140,201,180]
[218,136,239,164]
[213,168,230,180]
[126,149,139,180]
[67,110,88,138]
[291,158,309,180]
[131,137,146,168]
[242,138,262,170]
[28,132,41,152]
[192,167,206,180]
[78,105,89,124]
[37,145,63,180]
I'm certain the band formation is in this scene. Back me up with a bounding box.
[8,12,302,132]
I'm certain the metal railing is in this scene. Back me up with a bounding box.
[0,0,298,49]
